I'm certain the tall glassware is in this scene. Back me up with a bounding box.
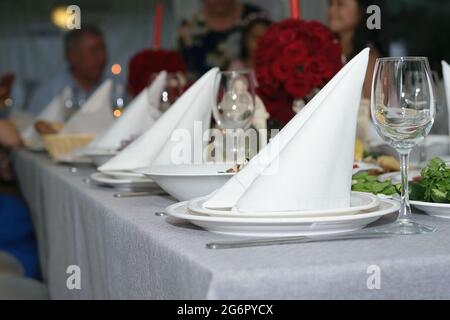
[212,70,256,163]
[371,57,436,234]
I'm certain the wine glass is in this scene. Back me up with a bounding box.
[63,86,85,121]
[212,70,256,163]
[371,57,436,234]
[148,72,186,113]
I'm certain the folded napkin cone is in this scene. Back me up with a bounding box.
[61,79,114,135]
[87,71,167,151]
[21,86,72,144]
[204,48,370,212]
[99,67,219,172]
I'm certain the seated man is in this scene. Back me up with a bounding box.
[27,25,107,116]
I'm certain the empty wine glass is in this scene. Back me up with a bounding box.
[148,72,186,113]
[212,70,256,163]
[63,86,85,121]
[371,57,436,234]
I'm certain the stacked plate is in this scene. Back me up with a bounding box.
[90,170,155,191]
[166,192,400,237]
[81,148,118,167]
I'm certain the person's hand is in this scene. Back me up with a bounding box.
[0,119,23,149]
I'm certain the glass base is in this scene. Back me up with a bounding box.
[375,219,436,235]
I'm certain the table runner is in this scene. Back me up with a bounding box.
[12,150,450,299]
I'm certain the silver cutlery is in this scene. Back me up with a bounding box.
[206,231,391,249]
[114,191,154,198]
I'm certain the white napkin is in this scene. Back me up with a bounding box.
[21,86,72,145]
[61,80,114,135]
[442,61,450,135]
[99,68,219,172]
[204,48,370,212]
[87,71,167,151]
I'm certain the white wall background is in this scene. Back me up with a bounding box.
[0,0,328,88]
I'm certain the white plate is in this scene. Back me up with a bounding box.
[80,148,118,167]
[166,199,399,237]
[134,163,235,201]
[378,170,421,184]
[188,192,380,218]
[411,200,450,219]
[56,155,93,165]
[90,172,155,190]
[102,170,148,180]
[353,162,383,174]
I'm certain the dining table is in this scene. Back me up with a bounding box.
[12,149,450,299]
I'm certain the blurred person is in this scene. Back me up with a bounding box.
[0,119,39,279]
[178,0,267,79]
[328,0,387,147]
[328,0,386,98]
[229,17,272,70]
[28,25,107,116]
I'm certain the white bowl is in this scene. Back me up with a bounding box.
[134,163,235,201]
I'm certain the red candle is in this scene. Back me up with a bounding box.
[152,3,163,50]
[289,0,301,19]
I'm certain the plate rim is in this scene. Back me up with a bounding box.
[167,198,399,223]
[133,164,236,177]
[90,172,153,185]
[188,191,380,217]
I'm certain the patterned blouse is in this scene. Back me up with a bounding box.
[177,3,265,79]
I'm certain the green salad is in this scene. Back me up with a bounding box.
[410,157,450,203]
[352,171,399,196]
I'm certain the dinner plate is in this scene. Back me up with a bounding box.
[410,200,450,219]
[188,192,380,218]
[102,170,149,180]
[378,170,421,184]
[353,162,383,174]
[56,155,93,165]
[90,172,155,190]
[79,148,118,167]
[165,198,399,237]
[134,163,235,201]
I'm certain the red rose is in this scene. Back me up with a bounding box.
[127,49,187,96]
[284,76,313,99]
[272,58,292,81]
[254,19,343,126]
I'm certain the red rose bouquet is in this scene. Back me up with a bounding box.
[127,49,187,97]
[254,19,343,126]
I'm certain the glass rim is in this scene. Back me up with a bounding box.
[376,56,429,62]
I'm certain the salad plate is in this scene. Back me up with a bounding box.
[410,201,450,219]
[165,198,399,237]
[188,192,380,218]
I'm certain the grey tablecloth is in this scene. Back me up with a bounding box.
[12,150,450,299]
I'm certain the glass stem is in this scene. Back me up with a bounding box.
[398,149,412,221]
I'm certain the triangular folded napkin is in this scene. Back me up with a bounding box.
[442,61,450,135]
[21,86,72,145]
[204,48,370,212]
[99,68,219,172]
[87,71,167,151]
[61,79,114,134]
